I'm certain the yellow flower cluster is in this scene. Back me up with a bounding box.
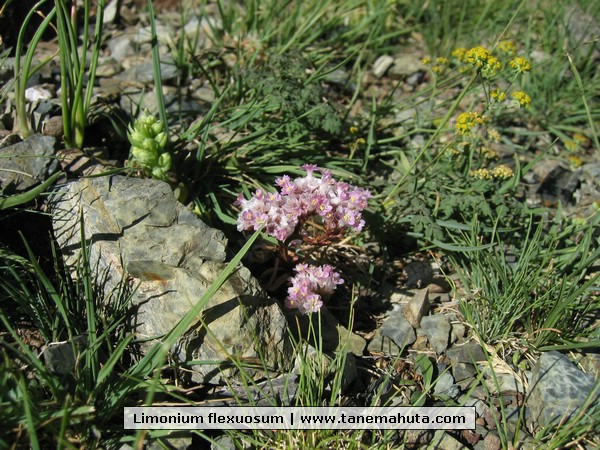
[470,164,513,180]
[465,46,501,77]
[498,40,516,55]
[452,47,467,62]
[456,112,486,135]
[422,56,450,75]
[511,91,531,107]
[491,164,514,179]
[470,168,493,179]
[567,154,583,168]
[491,89,506,102]
[479,146,498,160]
[487,128,502,143]
[509,56,532,74]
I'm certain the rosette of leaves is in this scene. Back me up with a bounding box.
[127,112,171,181]
[243,53,342,137]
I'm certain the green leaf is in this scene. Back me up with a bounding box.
[0,171,62,210]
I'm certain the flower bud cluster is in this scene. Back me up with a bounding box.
[285,264,344,314]
[464,46,501,78]
[235,164,371,242]
[456,111,486,135]
[127,112,171,180]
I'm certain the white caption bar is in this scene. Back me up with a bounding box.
[124,406,475,430]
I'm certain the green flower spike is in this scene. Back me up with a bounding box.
[127,111,171,180]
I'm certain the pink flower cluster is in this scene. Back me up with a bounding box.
[285,264,344,314]
[235,164,371,241]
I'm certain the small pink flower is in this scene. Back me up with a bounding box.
[236,165,371,241]
[284,264,343,314]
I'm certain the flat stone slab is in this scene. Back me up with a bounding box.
[528,351,599,428]
[420,314,451,354]
[402,288,430,328]
[51,175,292,384]
[380,312,416,350]
[0,134,58,191]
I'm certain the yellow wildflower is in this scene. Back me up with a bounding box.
[509,56,532,74]
[446,147,462,157]
[452,47,467,62]
[487,128,502,143]
[421,56,432,65]
[498,40,516,55]
[432,65,446,75]
[564,140,578,152]
[573,132,588,145]
[436,57,449,65]
[349,126,359,135]
[456,112,486,135]
[491,89,506,102]
[479,146,498,160]
[471,168,492,179]
[567,155,583,168]
[492,164,514,179]
[512,91,531,107]
[465,46,501,77]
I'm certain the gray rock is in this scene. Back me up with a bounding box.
[190,84,216,104]
[116,57,179,84]
[389,54,426,80]
[0,134,58,191]
[433,372,460,399]
[452,362,477,384]
[95,57,122,78]
[337,323,366,356]
[578,353,600,380]
[51,176,292,384]
[102,0,119,24]
[31,100,61,134]
[483,432,501,450]
[367,330,402,356]
[44,335,88,376]
[372,55,394,78]
[120,90,192,116]
[322,68,350,86]
[402,288,430,328]
[446,341,487,364]
[380,313,416,350]
[581,162,600,189]
[419,315,451,354]
[450,322,466,343]
[461,397,487,418]
[483,367,525,395]
[403,430,435,448]
[430,430,464,450]
[107,34,137,61]
[528,351,599,428]
[216,374,299,406]
[25,85,53,102]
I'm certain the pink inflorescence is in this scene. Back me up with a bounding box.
[285,263,344,314]
[235,164,371,241]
